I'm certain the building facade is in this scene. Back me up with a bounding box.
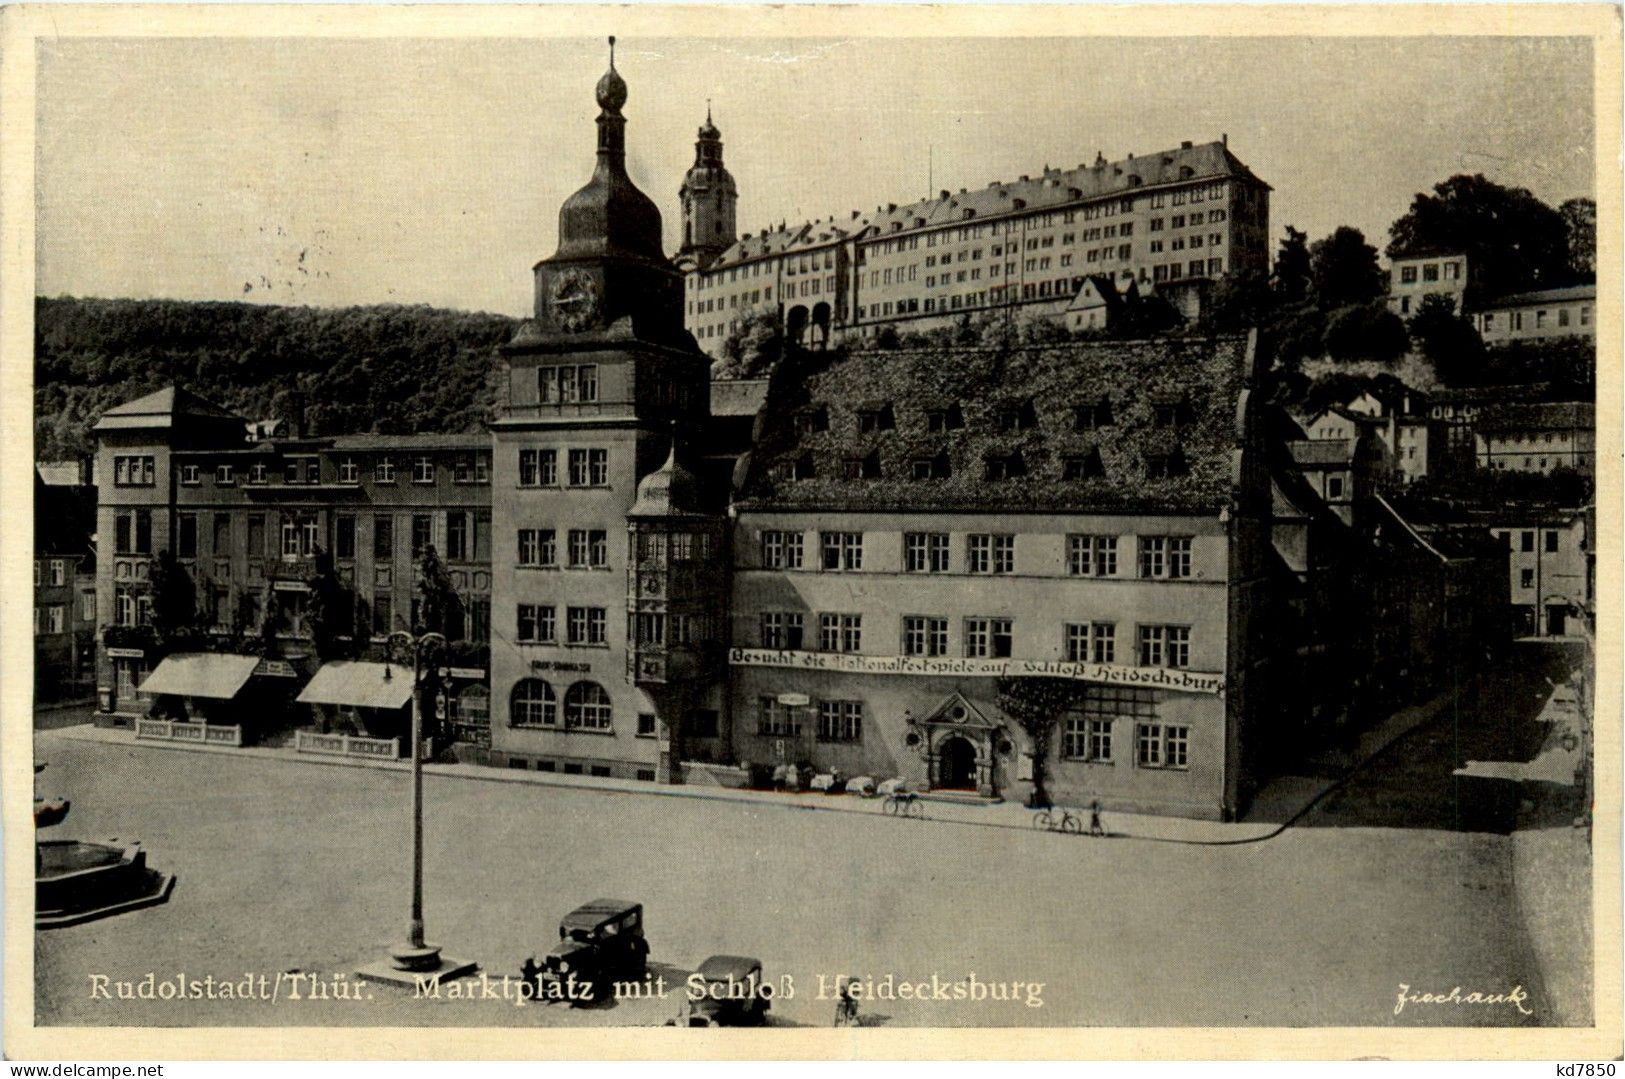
[681,135,1271,357]
[1474,401,1595,474]
[726,333,1277,820]
[1386,252,1471,317]
[487,45,722,781]
[34,469,97,701]
[1486,510,1591,637]
[1472,285,1596,344]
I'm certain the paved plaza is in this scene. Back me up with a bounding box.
[33,652,1586,1030]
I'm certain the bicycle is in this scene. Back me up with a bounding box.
[1031,807,1083,834]
[882,791,925,819]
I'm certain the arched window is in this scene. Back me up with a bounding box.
[510,679,556,727]
[564,681,613,731]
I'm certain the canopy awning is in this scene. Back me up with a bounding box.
[138,653,260,700]
[296,661,414,710]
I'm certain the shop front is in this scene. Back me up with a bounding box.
[295,660,415,744]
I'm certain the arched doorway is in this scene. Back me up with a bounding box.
[785,305,809,344]
[937,736,978,790]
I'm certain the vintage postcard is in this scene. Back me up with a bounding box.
[3,3,1620,1061]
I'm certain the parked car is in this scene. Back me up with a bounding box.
[669,955,772,1027]
[521,899,649,1004]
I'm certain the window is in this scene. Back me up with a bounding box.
[1140,536,1193,579]
[817,700,864,743]
[1074,398,1114,430]
[759,611,805,650]
[175,514,198,558]
[412,515,432,557]
[566,606,607,645]
[1138,624,1191,668]
[1145,450,1188,479]
[963,617,1013,658]
[1065,622,1116,663]
[335,515,357,560]
[518,448,557,487]
[446,512,470,561]
[1062,451,1105,480]
[539,365,601,404]
[637,712,658,738]
[757,697,800,736]
[1062,717,1114,762]
[47,560,65,586]
[984,452,1026,480]
[565,529,608,569]
[794,407,829,435]
[994,401,1037,433]
[1520,568,1535,589]
[760,530,804,569]
[634,611,665,646]
[81,590,96,622]
[209,462,234,487]
[374,458,396,484]
[518,528,556,567]
[903,616,949,657]
[114,510,153,555]
[568,449,609,486]
[967,534,1014,574]
[857,404,894,432]
[410,456,434,484]
[180,464,201,485]
[1328,476,1345,499]
[904,532,950,573]
[1137,723,1189,769]
[114,455,156,487]
[925,404,964,431]
[1521,531,1535,552]
[820,531,863,570]
[517,604,556,643]
[373,515,394,560]
[510,679,557,727]
[842,453,882,480]
[338,458,359,484]
[819,613,862,653]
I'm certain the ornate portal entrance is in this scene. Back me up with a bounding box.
[912,693,1006,798]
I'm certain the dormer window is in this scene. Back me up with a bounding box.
[994,400,1038,434]
[911,453,951,480]
[857,403,895,433]
[841,452,882,481]
[1152,397,1193,430]
[925,404,965,432]
[1062,450,1105,480]
[337,458,359,484]
[794,406,829,436]
[1074,397,1114,430]
[793,453,817,481]
[984,451,1027,481]
[1145,449,1189,479]
[284,460,301,484]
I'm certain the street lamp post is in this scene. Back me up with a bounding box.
[356,629,476,987]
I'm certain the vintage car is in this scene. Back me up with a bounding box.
[521,899,649,1004]
[669,955,772,1027]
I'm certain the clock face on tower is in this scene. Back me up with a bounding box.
[550,270,600,332]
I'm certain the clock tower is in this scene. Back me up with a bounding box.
[490,40,721,784]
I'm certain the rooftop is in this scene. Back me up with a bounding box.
[1476,401,1595,434]
[1481,284,1596,309]
[737,333,1257,514]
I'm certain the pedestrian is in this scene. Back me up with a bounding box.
[1088,799,1106,837]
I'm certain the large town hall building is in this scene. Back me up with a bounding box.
[85,45,1497,821]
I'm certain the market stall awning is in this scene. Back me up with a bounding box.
[296,661,414,710]
[138,653,260,700]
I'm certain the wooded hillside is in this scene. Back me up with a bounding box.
[35,297,517,459]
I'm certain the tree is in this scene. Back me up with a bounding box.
[1309,227,1383,310]
[415,544,462,639]
[1406,293,1486,384]
[147,550,199,648]
[995,677,1084,809]
[306,547,356,662]
[1560,197,1596,282]
[1201,269,1274,333]
[713,310,783,379]
[1272,226,1312,304]
[1322,303,1410,364]
[1386,174,1570,300]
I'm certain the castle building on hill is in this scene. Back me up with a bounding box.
[677,128,1271,357]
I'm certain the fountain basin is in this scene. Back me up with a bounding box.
[36,839,175,929]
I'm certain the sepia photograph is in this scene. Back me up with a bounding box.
[4,5,1620,1061]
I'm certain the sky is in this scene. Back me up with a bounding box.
[34,34,1596,318]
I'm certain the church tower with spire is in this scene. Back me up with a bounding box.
[490,39,722,784]
[676,105,737,271]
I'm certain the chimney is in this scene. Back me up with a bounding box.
[283,389,307,440]
[1181,140,1192,149]
[939,189,950,200]
[1222,132,1228,147]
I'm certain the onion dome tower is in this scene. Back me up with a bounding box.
[677,103,738,271]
